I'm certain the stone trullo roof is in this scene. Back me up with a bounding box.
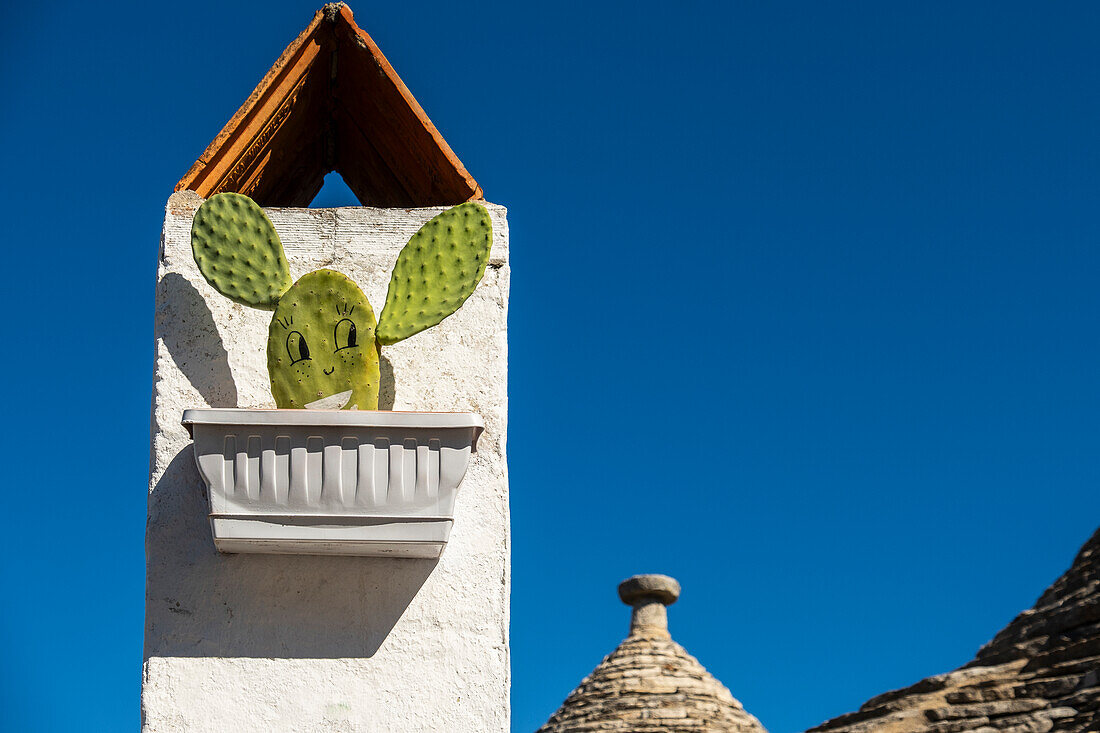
[536,574,767,733]
[807,526,1100,732]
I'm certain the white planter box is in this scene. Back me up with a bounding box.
[182,409,484,557]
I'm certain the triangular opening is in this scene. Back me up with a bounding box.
[176,3,481,208]
[310,171,361,207]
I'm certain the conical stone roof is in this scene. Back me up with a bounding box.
[807,526,1100,732]
[537,574,767,733]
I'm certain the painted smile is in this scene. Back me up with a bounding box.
[323,366,335,375]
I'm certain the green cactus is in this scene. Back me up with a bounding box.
[191,193,492,410]
[267,269,380,410]
[376,202,493,345]
[191,192,292,309]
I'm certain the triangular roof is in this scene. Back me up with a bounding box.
[176,3,482,207]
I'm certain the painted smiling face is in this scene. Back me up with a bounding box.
[267,270,380,410]
[190,192,492,410]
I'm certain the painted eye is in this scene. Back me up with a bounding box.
[334,318,357,351]
[286,331,310,364]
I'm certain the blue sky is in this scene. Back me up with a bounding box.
[2,2,1100,731]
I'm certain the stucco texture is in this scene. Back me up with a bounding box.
[143,191,510,732]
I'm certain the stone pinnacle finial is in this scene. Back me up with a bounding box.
[618,574,680,638]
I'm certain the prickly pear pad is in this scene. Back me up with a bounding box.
[191,193,293,310]
[267,269,381,410]
[376,202,492,345]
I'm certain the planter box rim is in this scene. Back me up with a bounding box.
[183,408,484,434]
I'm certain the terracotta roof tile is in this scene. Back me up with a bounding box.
[177,3,481,207]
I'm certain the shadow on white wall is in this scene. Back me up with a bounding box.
[145,446,438,658]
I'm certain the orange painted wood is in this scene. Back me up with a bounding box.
[176,4,482,206]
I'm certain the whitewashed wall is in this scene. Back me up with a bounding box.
[143,191,510,732]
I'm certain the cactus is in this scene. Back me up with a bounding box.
[376,202,493,345]
[267,269,380,410]
[191,193,492,410]
[191,193,292,309]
